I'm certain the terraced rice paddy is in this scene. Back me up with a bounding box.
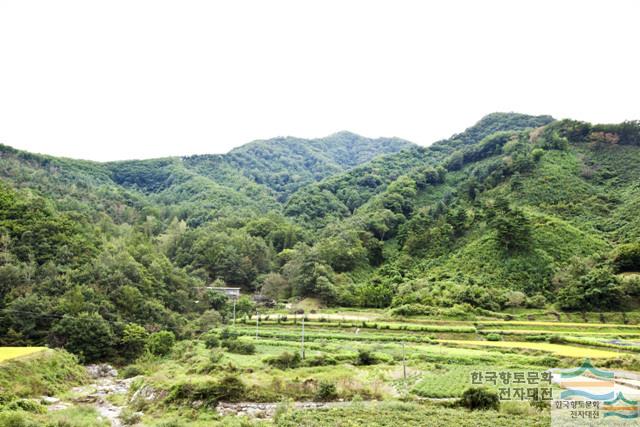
[437,339,620,358]
[233,313,640,361]
[4,311,639,427]
[0,347,46,363]
[477,320,640,328]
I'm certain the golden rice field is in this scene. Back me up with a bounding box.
[438,340,620,358]
[480,329,640,336]
[0,347,47,363]
[478,320,640,329]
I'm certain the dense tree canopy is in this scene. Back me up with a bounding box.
[1,113,639,361]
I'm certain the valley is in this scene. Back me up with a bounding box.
[1,113,640,425]
[4,306,640,425]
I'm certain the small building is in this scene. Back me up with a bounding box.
[206,287,241,299]
[253,294,276,307]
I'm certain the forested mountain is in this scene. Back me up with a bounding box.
[108,132,413,209]
[2,113,640,362]
[0,132,412,229]
[284,113,554,224]
[183,131,412,200]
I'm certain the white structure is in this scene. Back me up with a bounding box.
[206,287,240,299]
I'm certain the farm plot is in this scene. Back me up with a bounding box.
[0,347,46,363]
[478,328,640,338]
[478,320,640,329]
[411,364,551,398]
[279,401,550,426]
[437,340,620,358]
[412,364,487,398]
[476,323,640,335]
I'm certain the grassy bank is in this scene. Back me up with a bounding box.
[0,348,87,398]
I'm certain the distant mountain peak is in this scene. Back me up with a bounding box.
[325,130,362,139]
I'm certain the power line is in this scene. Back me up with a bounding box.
[0,307,126,320]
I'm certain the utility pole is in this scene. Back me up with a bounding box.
[232,297,236,326]
[301,316,305,359]
[255,311,259,340]
[402,341,407,381]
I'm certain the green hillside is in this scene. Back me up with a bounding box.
[349,120,640,312]
[284,113,553,223]
[1,113,640,362]
[214,131,412,198]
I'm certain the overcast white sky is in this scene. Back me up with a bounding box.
[1,1,639,161]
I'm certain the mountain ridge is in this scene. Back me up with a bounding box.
[2,112,639,359]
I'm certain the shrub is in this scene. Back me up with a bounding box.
[274,399,293,423]
[526,294,547,309]
[0,411,38,427]
[459,387,499,411]
[166,375,246,406]
[556,265,625,311]
[265,351,301,370]
[315,381,338,401]
[203,333,220,349]
[147,331,176,356]
[612,243,640,273]
[197,351,225,374]
[303,354,337,367]
[504,291,526,308]
[524,335,548,342]
[356,349,377,366]
[501,401,533,416]
[50,312,114,363]
[157,422,185,427]
[6,399,46,414]
[539,356,560,367]
[120,365,144,379]
[121,323,148,363]
[213,375,247,401]
[531,148,544,161]
[209,349,224,364]
[548,336,566,344]
[219,328,237,340]
[0,391,17,406]
[222,339,256,355]
[442,304,478,320]
[485,334,503,341]
[529,398,549,412]
[351,394,364,408]
[120,408,143,425]
[389,304,433,316]
[195,310,222,333]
